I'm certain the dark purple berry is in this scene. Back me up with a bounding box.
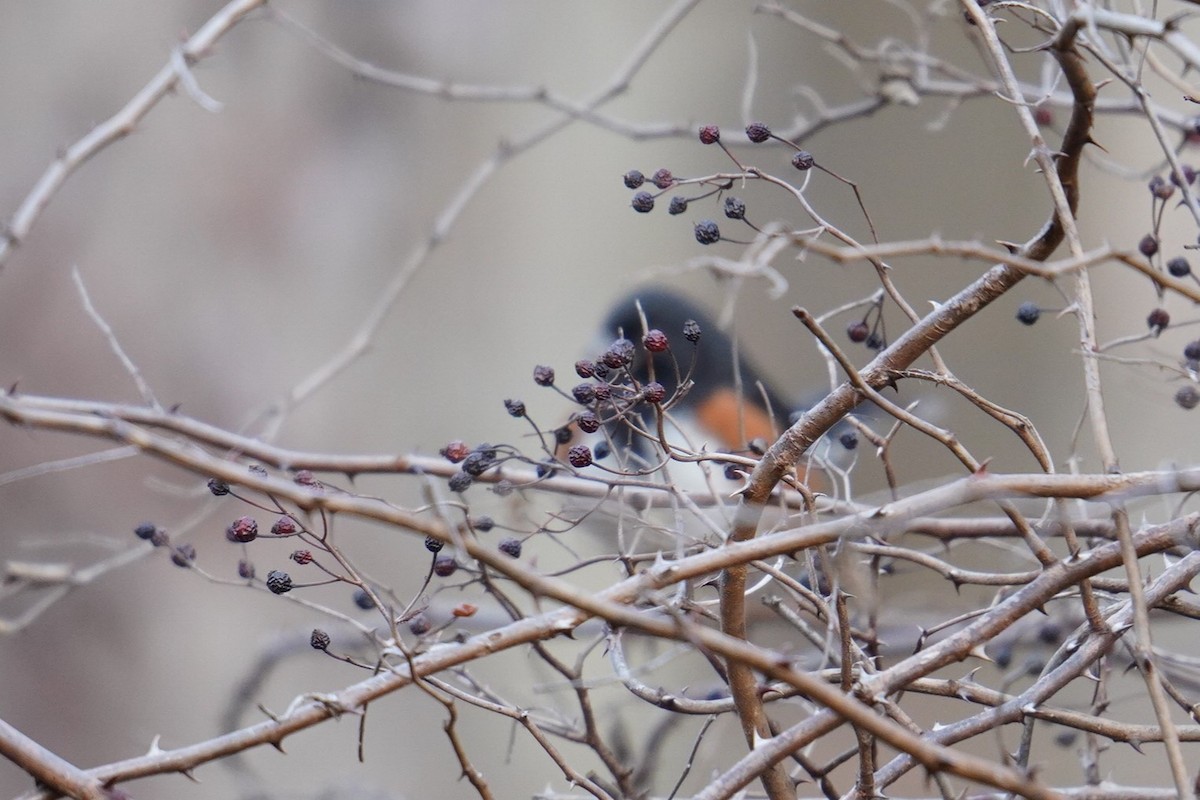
[668,196,688,215]
[352,587,374,609]
[1168,257,1191,278]
[683,319,701,343]
[461,451,493,475]
[266,570,293,594]
[227,516,258,543]
[1016,302,1041,326]
[448,471,472,493]
[498,537,522,558]
[567,445,593,468]
[1148,308,1170,334]
[1171,166,1197,187]
[864,332,885,351]
[1185,340,1200,361]
[623,169,645,189]
[433,556,458,577]
[602,338,636,368]
[150,529,169,547]
[643,382,666,404]
[1139,235,1159,258]
[847,321,869,343]
[271,516,298,536]
[576,410,600,434]
[134,522,157,540]
[1175,385,1200,410]
[533,365,555,386]
[745,122,771,143]
[839,432,859,450]
[290,550,313,565]
[425,535,444,553]
[791,150,815,170]
[572,383,597,404]
[593,441,610,460]
[694,220,721,245]
[723,196,746,220]
[170,543,196,568]
[471,515,495,532]
[650,168,674,189]
[408,614,431,636]
[1149,176,1174,200]
[237,559,255,580]
[574,359,596,378]
[440,440,470,463]
[631,191,655,213]
[207,478,230,496]
[504,398,526,418]
[698,124,720,144]
[553,426,573,445]
[310,629,331,650]
[643,329,669,352]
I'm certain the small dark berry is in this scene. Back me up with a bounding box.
[694,220,721,245]
[471,515,495,532]
[683,319,701,343]
[533,365,555,386]
[504,398,526,418]
[498,537,522,558]
[351,587,374,609]
[1148,308,1170,334]
[574,359,596,378]
[668,196,688,215]
[650,168,674,189]
[724,463,742,480]
[150,529,170,547]
[745,122,771,143]
[266,570,293,595]
[553,426,573,445]
[567,444,593,468]
[622,169,645,189]
[839,432,859,450]
[433,555,458,577]
[723,196,746,220]
[593,441,610,460]
[643,382,666,404]
[846,321,870,343]
[271,516,298,536]
[698,124,720,144]
[448,471,472,493]
[643,329,669,352]
[1185,340,1200,361]
[493,479,514,497]
[310,629,331,650]
[602,338,636,368]
[227,516,258,543]
[134,522,157,540]
[1171,165,1197,187]
[592,362,610,379]
[791,150,815,170]
[441,440,470,463]
[631,191,655,213]
[1149,176,1174,200]
[1175,385,1200,410]
[207,478,230,496]
[171,543,196,568]
[461,451,493,475]
[1138,235,1159,258]
[576,410,600,434]
[864,332,885,351]
[294,469,318,487]
[425,535,444,553]
[290,550,314,565]
[1016,302,1041,326]
[591,382,611,401]
[1168,257,1191,278]
[1033,106,1053,126]
[237,559,255,580]
[408,614,432,636]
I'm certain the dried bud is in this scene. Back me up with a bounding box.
[694,220,721,245]
[791,150,815,170]
[310,629,331,650]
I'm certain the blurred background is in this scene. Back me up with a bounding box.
[1,2,1197,798]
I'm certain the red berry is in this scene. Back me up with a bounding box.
[698,124,720,144]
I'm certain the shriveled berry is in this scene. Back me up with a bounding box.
[227,516,258,543]
[461,451,493,475]
[694,220,721,245]
[290,550,314,565]
[471,515,495,532]
[631,191,655,213]
[554,426,572,445]
[572,383,597,404]
[847,321,870,343]
[425,535,444,553]
[408,614,431,636]
[592,362,610,379]
[1175,385,1200,410]
[1185,340,1200,361]
[134,522,157,540]
[791,150,815,170]
[723,196,746,220]
[474,443,498,460]
[352,587,374,609]
[745,122,771,143]
[574,359,596,378]
[683,319,701,343]
[643,329,669,352]
[623,169,645,189]
[433,555,458,577]
[493,479,515,497]
[864,332,885,351]
[591,382,612,401]
[150,529,169,547]
[271,516,298,536]
[698,124,720,144]
[567,444,593,468]
[576,410,600,433]
[171,543,196,568]
[533,365,555,386]
[839,432,859,450]
[1148,308,1170,334]
[668,196,688,215]
[440,440,470,463]
[1168,257,1191,277]
[1139,235,1159,258]
[504,398,526,418]
[310,629,331,650]
[207,478,230,496]
[1016,302,1041,326]
[650,168,674,189]
[602,338,636,368]
[643,382,666,404]
[448,471,472,493]
[498,537,522,558]
[237,559,255,580]
[266,570,293,594]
